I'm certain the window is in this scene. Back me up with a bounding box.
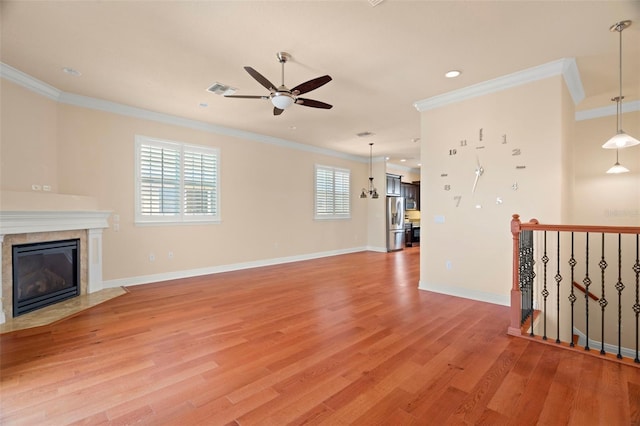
[315,165,351,219]
[135,135,219,224]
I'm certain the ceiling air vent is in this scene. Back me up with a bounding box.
[207,82,237,96]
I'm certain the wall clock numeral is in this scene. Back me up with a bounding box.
[454,195,462,207]
[444,184,451,191]
[440,173,448,177]
[460,139,467,147]
[479,128,483,141]
[516,165,526,169]
[512,148,521,156]
[449,149,457,155]
[502,134,507,144]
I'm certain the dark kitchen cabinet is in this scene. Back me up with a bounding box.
[401,182,420,210]
[386,174,402,196]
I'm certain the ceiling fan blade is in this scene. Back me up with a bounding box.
[244,66,277,92]
[291,75,332,95]
[273,107,284,116]
[295,98,333,109]
[224,95,269,99]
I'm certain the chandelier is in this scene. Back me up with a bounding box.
[360,143,379,199]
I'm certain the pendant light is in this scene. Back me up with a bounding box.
[360,143,379,199]
[602,20,639,149]
[606,149,630,174]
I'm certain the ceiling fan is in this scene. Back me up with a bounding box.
[224,52,333,116]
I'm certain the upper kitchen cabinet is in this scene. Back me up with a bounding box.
[386,174,402,196]
[401,182,420,210]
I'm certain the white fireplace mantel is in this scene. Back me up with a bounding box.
[0,210,111,324]
[0,210,111,235]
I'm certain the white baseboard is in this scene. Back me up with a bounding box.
[103,246,369,289]
[572,327,638,360]
[418,280,510,306]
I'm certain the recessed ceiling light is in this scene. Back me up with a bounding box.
[199,103,208,108]
[289,125,297,130]
[62,67,81,77]
[445,70,461,78]
[417,163,422,167]
[400,159,407,162]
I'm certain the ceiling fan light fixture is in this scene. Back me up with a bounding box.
[271,93,294,109]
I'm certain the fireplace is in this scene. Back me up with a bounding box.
[0,209,110,324]
[12,239,80,316]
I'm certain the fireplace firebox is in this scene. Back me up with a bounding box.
[12,239,80,316]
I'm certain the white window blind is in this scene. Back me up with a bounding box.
[183,148,218,216]
[315,165,351,219]
[136,136,219,224]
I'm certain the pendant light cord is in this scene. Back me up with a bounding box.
[617,23,623,132]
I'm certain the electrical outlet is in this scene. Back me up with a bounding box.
[149,253,155,262]
[43,185,51,192]
[446,261,452,270]
[168,251,174,259]
[31,184,42,191]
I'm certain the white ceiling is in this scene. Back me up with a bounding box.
[1,1,639,170]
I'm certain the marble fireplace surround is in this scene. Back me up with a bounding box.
[0,210,110,324]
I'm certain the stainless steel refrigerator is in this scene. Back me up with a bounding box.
[386,196,405,252]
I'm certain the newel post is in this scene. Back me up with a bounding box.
[508,214,522,336]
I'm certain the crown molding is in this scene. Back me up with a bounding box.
[413,58,585,112]
[1,62,367,164]
[0,63,61,101]
[576,100,640,121]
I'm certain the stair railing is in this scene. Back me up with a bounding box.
[508,214,640,364]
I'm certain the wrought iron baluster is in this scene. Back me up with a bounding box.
[542,231,549,340]
[568,233,577,347]
[599,233,608,355]
[584,232,591,351]
[555,231,562,344]
[615,233,624,359]
[519,230,535,334]
[634,234,640,363]
[519,231,529,324]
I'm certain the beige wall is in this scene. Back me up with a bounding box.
[420,76,570,304]
[0,80,59,193]
[1,80,372,284]
[571,110,640,226]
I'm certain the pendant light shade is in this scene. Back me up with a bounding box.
[361,143,379,199]
[606,149,630,174]
[603,130,640,150]
[603,20,639,149]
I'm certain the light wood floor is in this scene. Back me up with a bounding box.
[1,247,639,425]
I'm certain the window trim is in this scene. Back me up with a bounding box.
[314,164,351,220]
[135,135,220,225]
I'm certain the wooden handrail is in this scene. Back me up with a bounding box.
[514,215,640,235]
[572,281,599,301]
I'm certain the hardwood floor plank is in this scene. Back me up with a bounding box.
[2,247,639,425]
